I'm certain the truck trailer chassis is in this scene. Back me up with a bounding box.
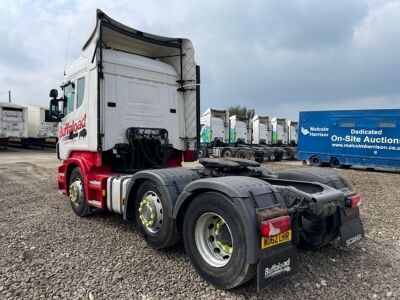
[49,10,364,292]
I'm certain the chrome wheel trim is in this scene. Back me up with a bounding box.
[195,212,233,268]
[138,191,163,234]
[69,178,83,207]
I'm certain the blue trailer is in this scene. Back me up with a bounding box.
[297,109,400,170]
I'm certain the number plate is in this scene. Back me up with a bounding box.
[261,230,292,249]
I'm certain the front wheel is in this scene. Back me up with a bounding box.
[183,192,255,290]
[69,168,90,217]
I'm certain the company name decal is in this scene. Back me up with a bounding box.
[264,258,291,279]
[301,126,329,137]
[59,114,87,138]
[346,234,363,247]
[331,129,400,145]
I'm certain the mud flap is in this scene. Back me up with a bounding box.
[339,218,364,247]
[257,245,298,292]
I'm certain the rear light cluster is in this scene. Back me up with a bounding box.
[260,215,291,237]
[345,194,362,208]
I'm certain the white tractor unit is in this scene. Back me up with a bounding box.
[199,108,263,161]
[24,104,58,148]
[271,117,297,159]
[0,102,28,149]
[251,115,284,161]
[47,10,364,292]
[287,120,298,146]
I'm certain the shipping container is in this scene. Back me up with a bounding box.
[297,109,400,170]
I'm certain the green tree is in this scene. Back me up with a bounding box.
[228,105,255,119]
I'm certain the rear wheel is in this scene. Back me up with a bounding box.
[135,181,180,249]
[329,157,341,168]
[198,146,208,158]
[235,149,249,159]
[183,192,255,290]
[69,168,90,217]
[221,148,233,158]
[274,150,283,161]
[309,155,322,167]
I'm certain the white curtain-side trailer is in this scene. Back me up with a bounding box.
[0,102,28,149]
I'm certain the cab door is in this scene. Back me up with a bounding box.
[58,75,88,159]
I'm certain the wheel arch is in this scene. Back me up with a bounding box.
[275,167,352,190]
[123,168,200,221]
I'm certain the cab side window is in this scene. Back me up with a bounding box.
[76,77,85,109]
[64,83,75,116]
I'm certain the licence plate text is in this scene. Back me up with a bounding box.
[261,230,292,249]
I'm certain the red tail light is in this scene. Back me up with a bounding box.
[345,194,362,208]
[260,215,291,237]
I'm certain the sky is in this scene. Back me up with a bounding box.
[0,0,400,120]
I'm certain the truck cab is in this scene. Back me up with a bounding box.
[50,14,198,168]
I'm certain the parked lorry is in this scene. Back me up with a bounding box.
[24,104,58,148]
[48,10,364,292]
[286,120,298,146]
[297,109,400,170]
[251,115,284,161]
[199,108,263,161]
[0,102,28,149]
[271,117,297,159]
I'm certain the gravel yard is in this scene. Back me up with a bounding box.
[0,148,399,299]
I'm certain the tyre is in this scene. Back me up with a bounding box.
[309,155,322,167]
[68,168,90,217]
[234,149,249,159]
[329,157,341,168]
[198,146,208,159]
[183,192,255,290]
[221,148,233,158]
[274,150,283,161]
[135,181,180,249]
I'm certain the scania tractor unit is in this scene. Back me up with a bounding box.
[251,115,285,161]
[0,102,28,149]
[199,108,263,161]
[48,10,365,292]
[287,120,298,146]
[271,117,297,160]
[298,109,400,169]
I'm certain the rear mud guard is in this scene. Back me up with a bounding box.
[257,244,299,292]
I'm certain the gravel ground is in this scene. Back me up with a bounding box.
[0,148,399,299]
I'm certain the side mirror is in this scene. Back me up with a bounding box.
[49,98,62,122]
[49,89,58,98]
